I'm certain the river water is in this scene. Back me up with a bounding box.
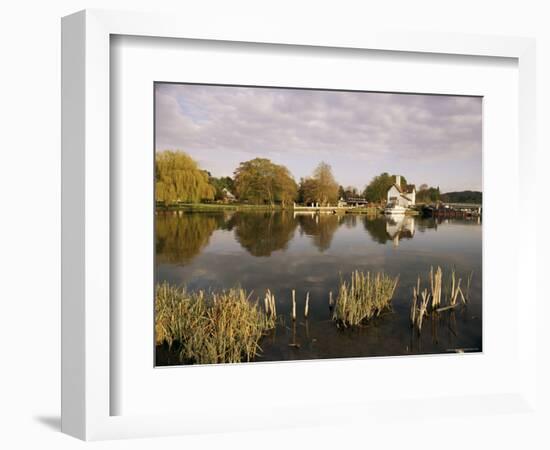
[155,210,482,365]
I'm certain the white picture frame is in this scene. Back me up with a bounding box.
[61,9,537,441]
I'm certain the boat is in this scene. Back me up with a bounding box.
[384,203,406,215]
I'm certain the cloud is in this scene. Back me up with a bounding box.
[155,83,482,192]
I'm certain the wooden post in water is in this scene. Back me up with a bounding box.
[304,292,310,318]
[292,289,296,321]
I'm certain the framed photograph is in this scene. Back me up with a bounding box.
[62,9,537,440]
[153,82,483,367]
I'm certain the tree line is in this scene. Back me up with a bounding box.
[155,149,450,206]
[155,150,342,206]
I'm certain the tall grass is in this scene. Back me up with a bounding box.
[155,282,276,364]
[333,270,399,327]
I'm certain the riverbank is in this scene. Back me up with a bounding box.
[156,203,286,212]
[156,202,386,215]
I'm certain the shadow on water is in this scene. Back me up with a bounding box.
[155,211,482,365]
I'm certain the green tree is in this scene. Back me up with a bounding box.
[233,158,297,206]
[343,186,359,200]
[440,190,481,203]
[155,150,215,204]
[416,186,441,203]
[209,176,236,201]
[338,185,345,199]
[362,173,408,203]
[298,177,319,205]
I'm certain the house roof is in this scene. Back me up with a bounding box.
[389,183,415,195]
[390,183,402,193]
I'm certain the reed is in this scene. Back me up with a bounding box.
[155,282,276,364]
[417,288,431,332]
[410,267,470,332]
[448,269,466,306]
[333,270,399,327]
[304,292,310,319]
[264,289,277,319]
[292,289,296,321]
[429,266,443,309]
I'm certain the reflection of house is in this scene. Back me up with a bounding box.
[387,175,415,207]
[386,215,415,246]
[222,188,236,202]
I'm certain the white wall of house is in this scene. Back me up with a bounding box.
[387,185,402,205]
[387,184,415,207]
[409,189,416,205]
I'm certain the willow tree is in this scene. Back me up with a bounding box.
[155,150,215,204]
[233,158,297,207]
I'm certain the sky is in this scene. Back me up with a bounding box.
[155,83,482,193]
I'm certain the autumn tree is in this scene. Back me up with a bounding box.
[299,163,340,206]
[233,158,297,207]
[312,162,340,206]
[155,150,215,204]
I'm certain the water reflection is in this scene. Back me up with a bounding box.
[156,211,220,264]
[360,215,417,247]
[156,211,480,262]
[232,211,297,257]
[296,214,340,252]
[156,210,482,363]
[385,215,415,247]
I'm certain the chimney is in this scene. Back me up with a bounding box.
[395,175,401,187]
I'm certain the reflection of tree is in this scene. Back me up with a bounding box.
[156,212,220,264]
[233,211,298,257]
[298,214,340,252]
[362,217,391,244]
[417,217,437,232]
[341,214,357,229]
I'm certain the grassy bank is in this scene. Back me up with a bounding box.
[156,202,286,212]
[157,203,386,215]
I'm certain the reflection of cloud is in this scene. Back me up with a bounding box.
[304,276,325,283]
[155,84,482,191]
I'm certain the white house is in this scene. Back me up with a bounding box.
[386,175,416,207]
[222,188,236,202]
